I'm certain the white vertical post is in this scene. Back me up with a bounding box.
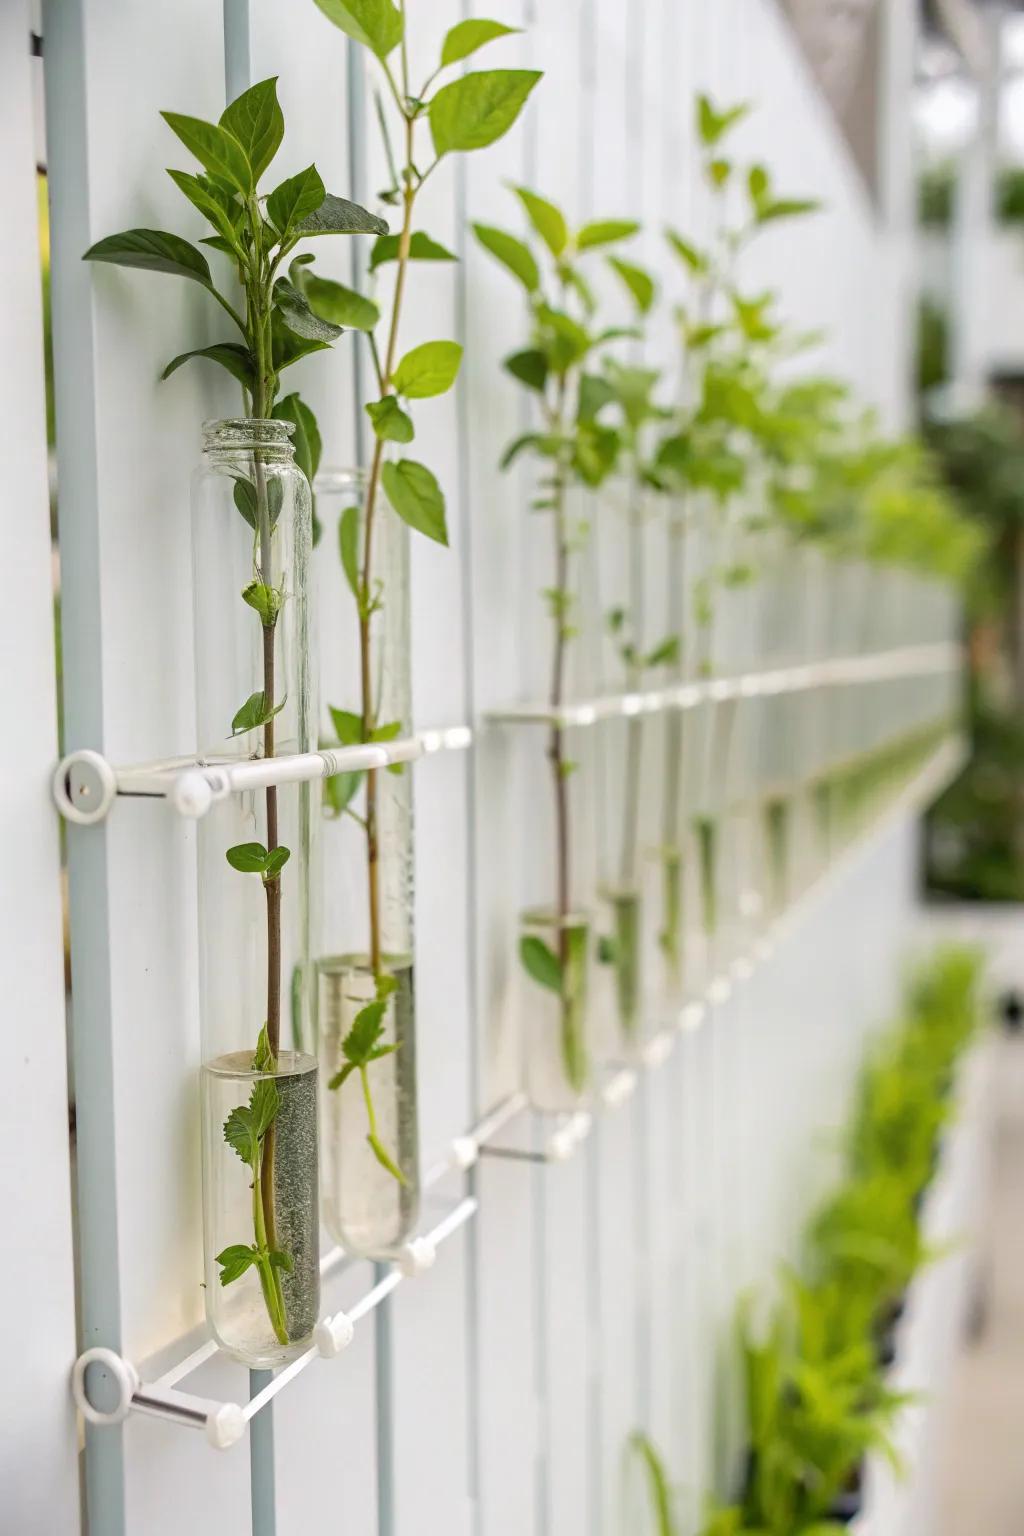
[950,4,1003,406]
[1,7,80,1531]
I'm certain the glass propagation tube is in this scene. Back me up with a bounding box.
[314,469,420,1257]
[191,418,319,1365]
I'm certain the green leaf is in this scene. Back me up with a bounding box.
[503,348,548,392]
[343,998,388,1064]
[696,94,749,147]
[756,197,821,224]
[366,396,414,443]
[441,18,519,65]
[226,842,269,874]
[303,273,380,331]
[223,1079,278,1168]
[241,581,282,626]
[339,505,362,600]
[647,635,680,667]
[199,234,238,257]
[536,303,591,369]
[272,313,331,373]
[263,846,290,880]
[231,690,285,736]
[266,164,326,237]
[165,170,242,249]
[83,228,214,288]
[268,1248,294,1272]
[368,1131,407,1184]
[608,256,655,313]
[596,934,617,965]
[576,218,639,251]
[294,191,388,237]
[250,1078,280,1134]
[372,720,402,743]
[381,459,448,545]
[578,372,616,422]
[327,1061,358,1091]
[274,278,344,342]
[329,706,365,746]
[252,1024,275,1073]
[519,935,562,992]
[430,70,542,157]
[323,768,363,818]
[162,342,254,390]
[392,339,463,399]
[512,185,567,256]
[708,158,731,188]
[216,1244,259,1286]
[665,228,708,274]
[220,77,284,183]
[747,163,769,203]
[499,431,556,468]
[161,111,252,195]
[312,0,403,59]
[471,222,539,291]
[369,230,457,270]
[272,393,322,488]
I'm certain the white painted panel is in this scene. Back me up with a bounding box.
[1,6,80,1531]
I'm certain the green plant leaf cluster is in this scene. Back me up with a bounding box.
[225,840,291,884]
[84,76,385,451]
[634,947,985,1536]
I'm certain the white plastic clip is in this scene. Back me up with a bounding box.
[642,1031,675,1069]
[707,976,732,1005]
[53,750,118,826]
[450,1135,478,1171]
[72,1347,139,1426]
[397,1236,436,1276]
[206,1402,246,1450]
[679,1002,706,1033]
[546,1125,576,1161]
[601,1070,638,1109]
[315,1311,356,1358]
[170,769,215,819]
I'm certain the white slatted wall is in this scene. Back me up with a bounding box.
[6,0,927,1532]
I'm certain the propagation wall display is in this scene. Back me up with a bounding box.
[6,0,960,1532]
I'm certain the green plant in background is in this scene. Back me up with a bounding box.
[475,191,637,1092]
[594,350,681,1043]
[633,946,984,1536]
[84,78,384,1330]
[311,0,540,1173]
[654,95,820,966]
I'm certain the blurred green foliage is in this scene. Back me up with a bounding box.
[633,945,985,1536]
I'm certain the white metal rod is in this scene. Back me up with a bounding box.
[485,642,961,728]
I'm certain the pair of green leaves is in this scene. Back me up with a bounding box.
[364,338,463,450]
[224,1075,281,1169]
[322,702,403,818]
[225,840,291,884]
[314,1,539,159]
[216,1241,293,1287]
[327,970,406,1184]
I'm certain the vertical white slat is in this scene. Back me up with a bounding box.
[1,8,80,1532]
[45,0,250,1528]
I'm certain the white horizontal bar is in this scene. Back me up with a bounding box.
[54,725,474,824]
[485,642,961,728]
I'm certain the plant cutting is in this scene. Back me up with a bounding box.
[474,190,637,1105]
[655,95,819,968]
[593,349,682,1049]
[310,0,541,1244]
[85,76,384,1355]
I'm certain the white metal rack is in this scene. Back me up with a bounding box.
[67,732,965,1449]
